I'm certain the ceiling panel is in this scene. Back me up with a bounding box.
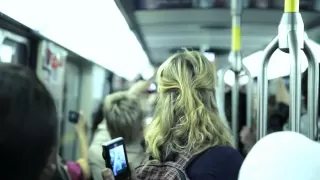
[130,8,320,68]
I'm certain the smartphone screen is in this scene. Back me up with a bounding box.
[68,111,79,124]
[102,137,130,179]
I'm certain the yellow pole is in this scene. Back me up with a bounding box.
[232,26,241,51]
[284,0,299,13]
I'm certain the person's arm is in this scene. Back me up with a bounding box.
[75,112,90,180]
[240,126,256,154]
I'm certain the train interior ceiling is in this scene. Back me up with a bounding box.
[1,0,320,160]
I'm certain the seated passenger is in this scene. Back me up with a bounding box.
[238,131,320,180]
[0,63,58,180]
[101,50,244,180]
[89,85,147,180]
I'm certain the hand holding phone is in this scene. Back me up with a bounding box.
[102,137,130,180]
[101,168,115,180]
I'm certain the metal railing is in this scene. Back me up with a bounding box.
[257,0,319,140]
[219,0,254,149]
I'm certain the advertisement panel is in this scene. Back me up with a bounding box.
[36,41,68,122]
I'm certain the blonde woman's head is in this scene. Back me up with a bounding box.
[144,50,233,161]
[104,91,144,144]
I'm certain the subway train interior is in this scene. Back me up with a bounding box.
[1,0,320,176]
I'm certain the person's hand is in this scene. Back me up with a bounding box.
[276,78,290,105]
[128,80,153,95]
[240,126,256,148]
[101,168,115,180]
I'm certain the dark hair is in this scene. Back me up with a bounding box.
[0,63,58,180]
[91,103,104,138]
[302,64,320,117]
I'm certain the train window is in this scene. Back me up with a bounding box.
[0,44,14,63]
[1,38,28,64]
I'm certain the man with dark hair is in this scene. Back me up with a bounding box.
[0,63,58,180]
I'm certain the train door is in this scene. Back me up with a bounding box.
[0,30,28,64]
[61,61,82,161]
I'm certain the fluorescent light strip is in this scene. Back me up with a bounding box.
[0,0,151,81]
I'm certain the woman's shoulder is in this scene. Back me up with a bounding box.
[187,146,244,180]
[198,146,244,164]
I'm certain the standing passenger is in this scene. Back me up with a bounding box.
[102,50,244,180]
[89,82,149,180]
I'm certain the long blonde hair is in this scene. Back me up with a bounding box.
[144,50,233,162]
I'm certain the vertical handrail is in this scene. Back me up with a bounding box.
[284,0,299,12]
[304,39,319,139]
[288,31,302,132]
[257,37,278,140]
[218,0,254,148]
[257,0,319,140]
[243,66,253,127]
[229,0,243,149]
[231,72,240,148]
[219,68,228,121]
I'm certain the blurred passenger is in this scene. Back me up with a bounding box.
[102,50,244,180]
[62,112,91,180]
[0,63,58,180]
[224,90,247,155]
[89,81,149,180]
[300,65,320,139]
[238,131,320,180]
[240,78,290,152]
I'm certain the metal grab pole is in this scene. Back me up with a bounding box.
[229,0,243,149]
[218,0,254,148]
[232,73,240,148]
[257,0,319,140]
[288,31,302,132]
[257,37,278,140]
[219,68,228,121]
[280,0,304,134]
[243,66,253,127]
[304,39,319,139]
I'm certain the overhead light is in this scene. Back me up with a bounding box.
[221,70,249,86]
[0,0,150,81]
[203,52,215,62]
[243,49,309,80]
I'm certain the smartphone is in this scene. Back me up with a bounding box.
[147,83,157,93]
[102,137,130,179]
[68,110,79,124]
